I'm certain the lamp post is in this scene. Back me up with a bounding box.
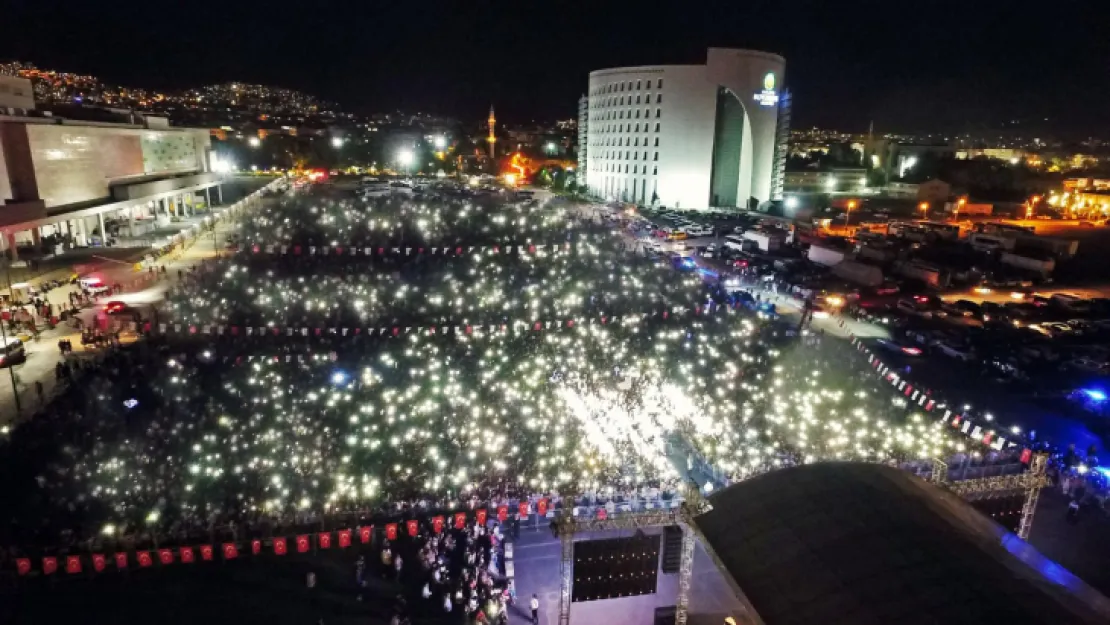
[846,200,857,227]
[918,201,929,220]
[955,197,966,221]
[397,149,414,177]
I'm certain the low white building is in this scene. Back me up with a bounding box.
[584,48,786,210]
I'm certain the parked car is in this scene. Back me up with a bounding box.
[936,341,975,362]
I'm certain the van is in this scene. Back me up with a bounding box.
[723,234,747,252]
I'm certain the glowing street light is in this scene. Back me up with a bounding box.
[825,177,838,190]
[433,136,447,150]
[397,149,415,172]
[918,202,929,218]
[248,136,261,148]
[331,136,345,148]
[846,200,858,226]
[784,196,799,210]
[955,197,966,219]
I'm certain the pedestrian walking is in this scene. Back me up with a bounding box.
[530,594,539,624]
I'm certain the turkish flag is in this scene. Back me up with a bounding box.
[296,535,310,553]
[274,537,287,555]
[15,558,30,576]
[498,505,508,522]
[455,247,462,255]
[406,519,418,537]
[222,543,238,560]
[567,319,575,328]
[359,526,372,544]
[476,509,487,526]
[115,552,128,569]
[43,557,58,575]
[533,322,542,332]
[529,244,536,254]
[385,523,398,541]
[137,551,153,568]
[293,245,302,255]
[158,549,173,565]
[1021,448,1033,464]
[597,508,608,520]
[318,533,332,549]
[251,539,261,555]
[338,529,351,548]
[493,246,500,254]
[92,554,106,572]
[538,498,548,516]
[65,556,81,574]
[200,545,214,561]
[519,502,530,517]
[180,547,195,564]
[432,516,445,534]
[454,512,467,529]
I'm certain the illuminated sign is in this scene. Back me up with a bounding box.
[753,72,779,107]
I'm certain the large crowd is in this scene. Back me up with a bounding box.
[1,189,994,608]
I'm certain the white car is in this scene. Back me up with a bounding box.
[685,225,714,237]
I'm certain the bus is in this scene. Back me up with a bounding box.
[918,221,961,240]
[975,222,1036,235]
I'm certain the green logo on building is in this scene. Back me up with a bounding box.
[763,72,776,92]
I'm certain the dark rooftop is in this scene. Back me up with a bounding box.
[694,462,1110,625]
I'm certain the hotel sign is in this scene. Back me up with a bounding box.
[753,72,779,107]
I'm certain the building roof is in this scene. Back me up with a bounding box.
[693,462,1110,625]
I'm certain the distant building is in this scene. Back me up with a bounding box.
[583,48,786,209]
[0,107,221,257]
[917,179,952,204]
[0,76,35,111]
[784,168,866,194]
[577,95,588,188]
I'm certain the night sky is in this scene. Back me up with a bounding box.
[2,0,1107,135]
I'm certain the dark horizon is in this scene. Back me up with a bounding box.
[2,0,1107,136]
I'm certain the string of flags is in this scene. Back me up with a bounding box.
[14,501,562,578]
[142,307,734,339]
[241,242,581,256]
[849,335,1030,457]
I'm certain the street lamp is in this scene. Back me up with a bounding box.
[825,177,838,191]
[918,201,929,219]
[248,136,261,148]
[397,149,414,175]
[331,136,344,148]
[433,136,447,150]
[846,200,858,226]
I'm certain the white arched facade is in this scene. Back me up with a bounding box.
[584,48,785,210]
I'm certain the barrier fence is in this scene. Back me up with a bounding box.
[4,491,685,581]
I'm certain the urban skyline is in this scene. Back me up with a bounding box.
[2,1,1109,135]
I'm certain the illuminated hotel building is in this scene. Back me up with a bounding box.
[584,48,786,210]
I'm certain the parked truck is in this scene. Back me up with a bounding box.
[1013,234,1079,259]
[742,230,784,253]
[806,244,846,267]
[895,261,947,288]
[832,260,883,287]
[1000,252,1055,274]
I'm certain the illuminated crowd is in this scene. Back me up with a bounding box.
[0,190,970,553]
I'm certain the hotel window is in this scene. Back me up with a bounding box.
[654,123,660,132]
[635,110,640,119]
[656,109,661,118]
[656,93,662,103]
[636,80,641,90]
[636,95,640,104]
[653,166,658,175]
[654,137,659,146]
[657,78,663,88]
[643,151,647,160]
[654,152,659,161]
